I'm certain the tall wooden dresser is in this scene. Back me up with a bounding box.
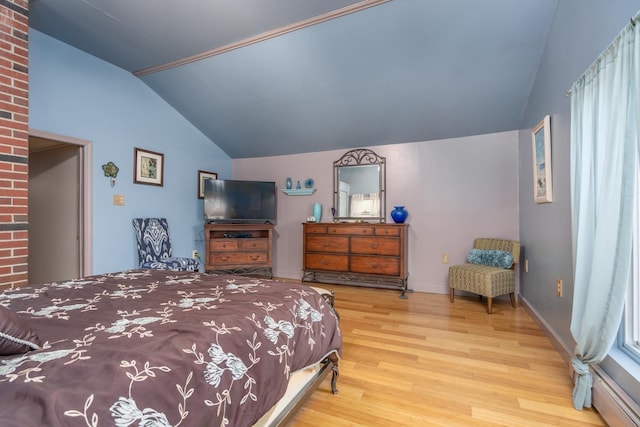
[204,223,273,278]
[302,222,409,297]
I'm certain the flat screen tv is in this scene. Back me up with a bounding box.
[204,179,276,224]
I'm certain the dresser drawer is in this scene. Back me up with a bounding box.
[375,227,401,237]
[351,237,400,256]
[304,254,349,272]
[304,224,327,234]
[209,251,269,265]
[350,255,400,276]
[210,239,268,251]
[238,239,269,250]
[210,239,239,251]
[327,225,374,235]
[305,236,349,253]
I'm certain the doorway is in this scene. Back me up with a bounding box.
[28,130,92,284]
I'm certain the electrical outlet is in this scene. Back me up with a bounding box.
[113,194,125,206]
[442,253,449,264]
[556,279,563,297]
[192,250,200,259]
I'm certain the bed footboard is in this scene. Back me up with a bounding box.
[328,351,340,394]
[257,353,340,427]
[256,286,341,426]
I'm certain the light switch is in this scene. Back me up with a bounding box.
[113,194,125,206]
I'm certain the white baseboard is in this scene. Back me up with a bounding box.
[520,296,640,427]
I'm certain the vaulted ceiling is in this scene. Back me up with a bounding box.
[28,0,557,158]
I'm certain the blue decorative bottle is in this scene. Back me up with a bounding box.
[313,203,322,222]
[285,177,292,190]
[391,206,408,223]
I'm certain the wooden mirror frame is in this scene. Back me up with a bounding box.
[333,148,386,223]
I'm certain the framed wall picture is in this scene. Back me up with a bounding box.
[531,115,552,203]
[198,170,218,199]
[134,147,164,186]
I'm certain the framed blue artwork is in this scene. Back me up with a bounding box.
[532,115,552,204]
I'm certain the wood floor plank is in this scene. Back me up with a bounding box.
[287,284,606,426]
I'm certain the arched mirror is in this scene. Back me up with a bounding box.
[333,148,386,223]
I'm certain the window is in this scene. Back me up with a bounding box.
[622,161,640,362]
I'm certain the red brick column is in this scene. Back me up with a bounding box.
[0,0,29,288]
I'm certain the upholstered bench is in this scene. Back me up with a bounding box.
[448,238,520,314]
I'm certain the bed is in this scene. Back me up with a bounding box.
[0,269,342,426]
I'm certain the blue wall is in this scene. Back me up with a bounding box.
[518,0,639,399]
[29,29,233,274]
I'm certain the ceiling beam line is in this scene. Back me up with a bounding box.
[133,0,390,77]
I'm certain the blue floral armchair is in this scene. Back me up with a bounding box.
[132,218,199,271]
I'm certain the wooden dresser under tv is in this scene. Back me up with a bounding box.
[204,223,274,278]
[302,222,409,297]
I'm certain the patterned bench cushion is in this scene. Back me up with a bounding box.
[448,263,515,298]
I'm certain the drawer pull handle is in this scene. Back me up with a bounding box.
[220,256,230,261]
[368,261,380,269]
[320,258,331,265]
[368,242,380,249]
[250,255,260,261]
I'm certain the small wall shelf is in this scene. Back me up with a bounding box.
[282,188,317,196]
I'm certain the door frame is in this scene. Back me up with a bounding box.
[29,129,92,277]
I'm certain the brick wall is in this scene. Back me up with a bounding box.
[0,0,29,288]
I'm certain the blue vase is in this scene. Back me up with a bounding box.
[313,203,322,222]
[391,206,408,223]
[285,177,292,190]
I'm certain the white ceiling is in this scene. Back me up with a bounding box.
[29,0,558,158]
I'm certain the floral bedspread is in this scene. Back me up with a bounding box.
[0,270,342,427]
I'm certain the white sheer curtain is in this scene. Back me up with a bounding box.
[350,193,380,217]
[569,13,640,410]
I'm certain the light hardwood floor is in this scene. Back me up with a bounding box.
[289,285,606,427]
